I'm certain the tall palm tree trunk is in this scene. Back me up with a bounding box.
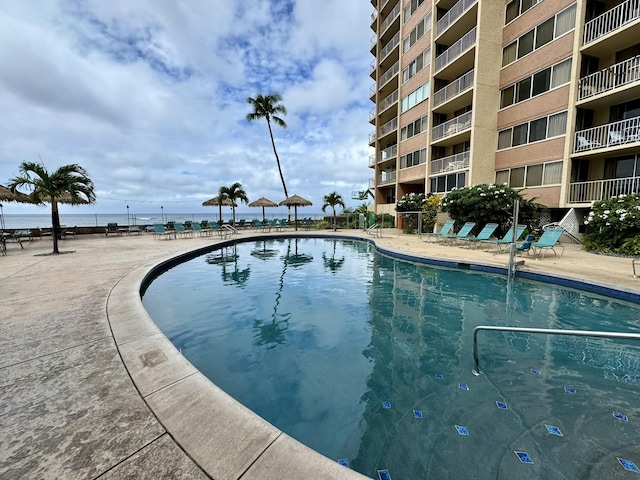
[267,118,291,220]
[51,197,60,254]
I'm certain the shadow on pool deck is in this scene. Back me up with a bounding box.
[0,230,638,479]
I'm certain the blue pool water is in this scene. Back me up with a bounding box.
[142,237,640,479]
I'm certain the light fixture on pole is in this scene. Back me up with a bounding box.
[161,205,164,224]
[126,204,130,226]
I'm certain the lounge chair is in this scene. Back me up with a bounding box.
[128,226,141,235]
[484,224,527,252]
[209,222,229,238]
[575,135,602,152]
[442,222,476,244]
[422,219,455,243]
[457,223,499,248]
[64,226,78,239]
[2,231,23,250]
[252,220,267,232]
[515,235,535,255]
[531,227,565,258]
[106,223,120,236]
[13,229,33,242]
[173,223,192,238]
[153,223,175,240]
[191,222,209,236]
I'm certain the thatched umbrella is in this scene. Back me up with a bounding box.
[203,196,236,224]
[1,185,31,203]
[248,196,278,222]
[279,194,312,231]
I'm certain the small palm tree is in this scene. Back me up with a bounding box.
[246,93,290,217]
[9,162,95,254]
[322,191,346,231]
[219,182,249,226]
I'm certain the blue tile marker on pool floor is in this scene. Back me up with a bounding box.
[531,368,541,375]
[455,425,469,436]
[382,401,391,409]
[545,425,563,436]
[613,411,628,422]
[413,410,423,419]
[515,451,534,464]
[458,383,469,390]
[564,386,576,394]
[496,401,508,410]
[618,458,640,472]
[338,458,349,467]
[435,373,444,380]
[377,468,392,480]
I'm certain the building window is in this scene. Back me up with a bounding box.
[403,0,426,23]
[496,160,563,187]
[500,59,572,108]
[505,0,543,24]
[430,172,466,193]
[402,12,432,53]
[402,47,431,83]
[401,115,429,141]
[497,111,567,149]
[400,148,427,168]
[401,81,430,112]
[502,4,576,67]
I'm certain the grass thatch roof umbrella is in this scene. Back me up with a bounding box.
[203,196,236,224]
[248,196,278,222]
[1,185,32,203]
[279,194,312,231]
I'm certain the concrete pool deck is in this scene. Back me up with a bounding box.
[1,229,638,479]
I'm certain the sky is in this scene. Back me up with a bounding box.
[0,0,374,215]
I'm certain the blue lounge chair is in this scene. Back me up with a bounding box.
[128,226,141,235]
[458,223,499,248]
[173,223,192,238]
[191,222,209,236]
[422,219,455,243]
[442,222,476,244]
[153,224,174,240]
[515,235,535,255]
[210,222,229,238]
[531,227,565,258]
[485,225,527,252]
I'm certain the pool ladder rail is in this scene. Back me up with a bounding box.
[472,325,640,375]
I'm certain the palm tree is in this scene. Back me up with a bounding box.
[322,191,346,231]
[219,182,248,226]
[9,162,95,254]
[246,93,289,216]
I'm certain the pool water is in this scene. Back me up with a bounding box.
[142,237,640,479]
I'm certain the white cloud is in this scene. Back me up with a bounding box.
[0,0,375,215]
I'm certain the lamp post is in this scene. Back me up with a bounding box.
[126,205,130,226]
[161,205,164,224]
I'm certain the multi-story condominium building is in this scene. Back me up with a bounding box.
[368,0,640,229]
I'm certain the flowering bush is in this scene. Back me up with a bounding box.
[441,184,546,236]
[395,193,440,233]
[396,193,428,212]
[583,194,640,254]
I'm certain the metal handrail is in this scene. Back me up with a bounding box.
[634,258,638,277]
[472,325,640,374]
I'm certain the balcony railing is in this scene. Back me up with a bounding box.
[369,109,376,122]
[381,0,390,11]
[370,34,377,49]
[432,111,472,141]
[569,176,640,203]
[583,0,640,45]
[379,89,399,112]
[433,70,474,107]
[379,171,397,185]
[380,2,401,36]
[430,151,470,175]
[578,55,640,100]
[573,117,640,153]
[379,61,399,87]
[370,60,376,74]
[370,84,376,98]
[369,177,375,189]
[371,10,378,26]
[436,0,477,35]
[380,31,400,61]
[435,27,476,72]
[369,154,376,167]
[369,131,376,144]
[379,117,398,137]
[379,144,398,162]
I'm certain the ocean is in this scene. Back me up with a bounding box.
[0,212,326,230]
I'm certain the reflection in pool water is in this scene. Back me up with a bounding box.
[142,237,640,479]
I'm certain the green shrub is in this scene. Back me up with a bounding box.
[316,220,330,230]
[584,194,640,253]
[441,184,546,236]
[618,235,640,256]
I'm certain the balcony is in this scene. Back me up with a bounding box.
[432,111,472,142]
[371,10,378,28]
[433,69,474,108]
[369,178,375,189]
[379,144,398,163]
[379,61,399,88]
[569,176,640,203]
[430,151,470,175]
[370,83,376,101]
[435,27,476,72]
[573,117,640,154]
[578,55,640,101]
[369,154,376,167]
[370,60,376,79]
[379,170,397,185]
[369,131,376,146]
[380,2,401,39]
[380,31,400,62]
[436,0,477,36]
[370,34,377,54]
[379,117,398,138]
[583,0,640,45]
[379,89,399,113]
[369,109,376,123]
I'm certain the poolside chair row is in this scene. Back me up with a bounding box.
[423,221,565,258]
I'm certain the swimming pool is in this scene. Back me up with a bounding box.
[142,237,640,479]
